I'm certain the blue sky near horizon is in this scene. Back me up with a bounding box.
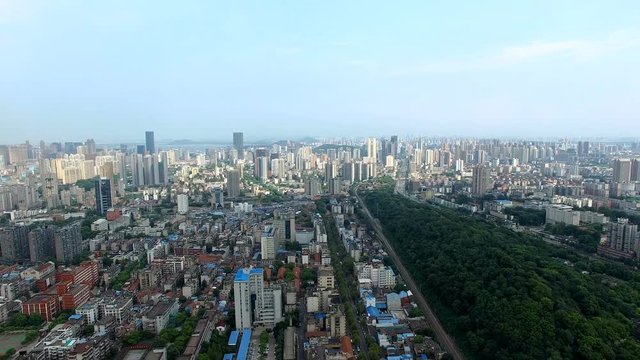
[1,0,639,143]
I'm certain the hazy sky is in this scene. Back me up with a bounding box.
[1,1,640,144]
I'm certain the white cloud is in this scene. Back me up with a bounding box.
[390,29,640,76]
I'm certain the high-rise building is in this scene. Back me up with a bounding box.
[324,162,337,181]
[54,222,82,263]
[130,154,145,187]
[95,178,112,214]
[234,267,282,329]
[143,155,154,186]
[0,226,29,261]
[475,149,486,165]
[366,138,377,164]
[577,141,590,157]
[177,194,189,214]
[256,156,269,181]
[328,177,342,195]
[631,159,640,182]
[212,186,224,208]
[342,162,355,183]
[304,177,321,196]
[233,132,244,160]
[608,218,638,254]
[227,170,241,198]
[85,139,96,155]
[152,154,160,185]
[390,135,399,158]
[145,131,155,154]
[261,227,277,260]
[159,152,170,185]
[234,268,263,329]
[472,165,491,196]
[613,159,632,183]
[29,226,56,262]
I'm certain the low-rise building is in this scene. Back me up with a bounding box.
[22,294,60,321]
[545,205,580,226]
[142,300,180,334]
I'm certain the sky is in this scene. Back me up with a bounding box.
[1,0,640,144]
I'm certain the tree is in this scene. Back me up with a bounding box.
[102,257,113,267]
[125,330,142,345]
[360,188,640,360]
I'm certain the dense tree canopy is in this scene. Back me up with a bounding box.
[363,188,640,360]
[503,206,546,226]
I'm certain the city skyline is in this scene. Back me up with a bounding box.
[1,1,640,143]
[2,131,640,148]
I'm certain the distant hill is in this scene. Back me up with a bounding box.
[313,144,358,152]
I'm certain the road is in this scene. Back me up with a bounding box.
[267,333,275,360]
[297,296,306,360]
[355,187,465,360]
[322,213,369,356]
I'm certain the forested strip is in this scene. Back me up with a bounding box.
[363,188,640,360]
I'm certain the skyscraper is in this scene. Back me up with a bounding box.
[324,162,337,181]
[0,226,29,261]
[143,155,154,185]
[227,170,241,198]
[472,165,492,196]
[95,178,112,214]
[631,159,640,182]
[256,156,269,181]
[234,267,282,329]
[177,194,189,214]
[342,162,355,183]
[233,132,244,160]
[145,131,155,154]
[54,222,82,263]
[234,268,263,329]
[261,227,277,260]
[159,152,170,185]
[29,226,56,262]
[152,154,160,185]
[85,139,96,155]
[304,177,321,196]
[608,218,638,254]
[130,154,145,187]
[577,141,590,157]
[212,186,224,208]
[367,137,378,164]
[613,159,632,183]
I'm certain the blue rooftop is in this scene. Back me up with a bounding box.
[234,268,263,282]
[228,331,239,346]
[237,329,252,360]
[223,354,235,360]
[367,306,381,318]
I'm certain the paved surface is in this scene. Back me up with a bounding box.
[267,332,275,360]
[355,187,466,360]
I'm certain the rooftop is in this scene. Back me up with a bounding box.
[145,300,177,318]
[236,329,252,360]
[234,268,263,282]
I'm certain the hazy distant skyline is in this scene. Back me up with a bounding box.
[1,1,640,143]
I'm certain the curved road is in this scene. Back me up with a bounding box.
[355,187,465,360]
